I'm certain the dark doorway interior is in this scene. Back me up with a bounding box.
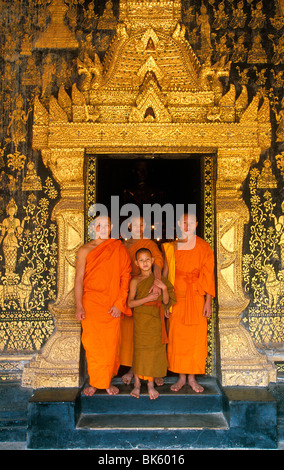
[95,155,203,240]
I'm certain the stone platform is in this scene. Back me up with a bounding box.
[1,376,282,450]
[24,376,278,450]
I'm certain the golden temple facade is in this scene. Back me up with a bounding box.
[0,0,283,389]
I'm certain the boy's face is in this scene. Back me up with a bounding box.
[135,251,154,272]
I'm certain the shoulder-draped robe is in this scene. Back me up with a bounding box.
[163,237,215,375]
[132,273,176,380]
[81,238,131,389]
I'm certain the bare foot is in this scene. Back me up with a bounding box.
[130,385,141,399]
[188,375,204,393]
[170,374,186,392]
[83,386,97,396]
[130,375,141,398]
[148,381,159,400]
[154,377,164,386]
[122,368,134,385]
[106,384,119,395]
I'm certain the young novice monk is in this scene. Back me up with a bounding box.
[121,216,164,386]
[128,248,176,400]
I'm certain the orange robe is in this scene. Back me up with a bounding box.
[163,237,215,375]
[81,238,131,389]
[119,239,164,367]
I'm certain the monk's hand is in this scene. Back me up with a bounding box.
[149,282,161,296]
[164,309,170,319]
[147,292,160,302]
[109,305,121,318]
[75,307,85,321]
[153,279,166,291]
[203,300,212,318]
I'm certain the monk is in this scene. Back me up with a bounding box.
[120,216,164,386]
[128,248,176,399]
[163,212,215,393]
[75,215,131,396]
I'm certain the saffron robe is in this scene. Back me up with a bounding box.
[132,274,176,380]
[163,237,215,375]
[119,239,164,367]
[81,238,131,389]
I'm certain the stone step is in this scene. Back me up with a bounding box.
[0,414,28,442]
[0,382,33,443]
[76,411,229,431]
[76,376,229,446]
[26,377,279,449]
[78,376,226,416]
[74,376,229,448]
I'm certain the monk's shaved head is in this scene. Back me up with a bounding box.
[135,247,152,260]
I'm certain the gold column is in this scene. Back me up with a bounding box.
[216,148,277,386]
[22,148,85,388]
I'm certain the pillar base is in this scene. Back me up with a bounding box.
[22,309,82,389]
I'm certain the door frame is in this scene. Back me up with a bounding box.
[85,152,217,376]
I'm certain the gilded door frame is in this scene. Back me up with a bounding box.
[21,128,277,388]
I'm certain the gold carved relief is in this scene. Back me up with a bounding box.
[0,163,58,363]
[241,159,283,366]
[216,149,276,386]
[34,0,79,50]
[97,0,117,30]
[22,149,85,388]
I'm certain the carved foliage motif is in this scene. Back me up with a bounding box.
[242,156,284,352]
[0,159,59,353]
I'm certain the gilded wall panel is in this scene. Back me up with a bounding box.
[242,153,284,371]
[0,146,59,379]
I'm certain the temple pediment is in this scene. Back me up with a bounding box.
[33,0,271,148]
[129,79,172,123]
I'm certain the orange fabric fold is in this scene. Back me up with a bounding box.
[175,268,200,325]
[138,375,153,382]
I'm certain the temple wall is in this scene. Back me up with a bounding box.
[0,0,283,386]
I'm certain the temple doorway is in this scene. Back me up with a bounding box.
[86,153,217,376]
